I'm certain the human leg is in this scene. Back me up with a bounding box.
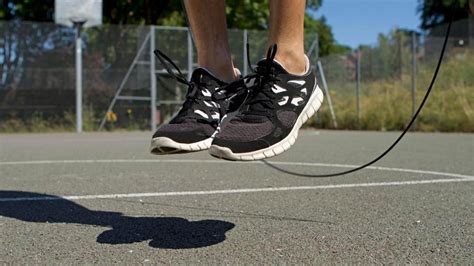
[150,1,238,154]
[268,0,307,74]
[209,0,325,160]
[184,0,238,82]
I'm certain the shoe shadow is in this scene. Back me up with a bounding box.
[0,191,235,249]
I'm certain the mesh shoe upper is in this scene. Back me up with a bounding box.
[213,48,317,153]
[215,117,273,142]
[152,68,226,143]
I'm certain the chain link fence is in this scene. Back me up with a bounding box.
[0,21,318,132]
[313,17,473,132]
[1,17,473,132]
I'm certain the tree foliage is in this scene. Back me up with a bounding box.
[1,0,346,56]
[418,0,472,29]
[0,0,54,21]
[304,15,350,55]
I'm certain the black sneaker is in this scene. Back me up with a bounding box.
[150,50,240,154]
[209,44,324,160]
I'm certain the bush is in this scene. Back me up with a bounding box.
[308,51,474,132]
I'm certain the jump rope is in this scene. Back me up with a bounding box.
[178,7,454,178]
[263,14,454,178]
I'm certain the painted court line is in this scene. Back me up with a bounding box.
[1,159,473,180]
[0,178,472,202]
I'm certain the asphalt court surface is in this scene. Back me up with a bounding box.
[0,130,473,263]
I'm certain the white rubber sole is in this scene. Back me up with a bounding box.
[209,85,324,161]
[150,136,213,155]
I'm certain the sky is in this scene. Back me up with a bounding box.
[311,0,421,48]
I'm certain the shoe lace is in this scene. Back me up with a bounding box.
[154,49,216,124]
[211,77,248,114]
[238,44,281,119]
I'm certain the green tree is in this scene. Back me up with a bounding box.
[225,0,321,29]
[223,0,346,56]
[0,0,54,21]
[304,14,350,55]
[1,0,346,56]
[418,0,472,29]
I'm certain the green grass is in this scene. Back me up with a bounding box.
[0,112,74,133]
[309,51,474,132]
[2,107,116,133]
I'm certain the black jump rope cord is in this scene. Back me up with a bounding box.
[262,14,453,178]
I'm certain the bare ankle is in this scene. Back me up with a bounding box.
[198,53,238,82]
[274,50,306,75]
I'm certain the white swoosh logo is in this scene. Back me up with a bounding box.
[288,80,305,86]
[202,89,211,97]
[272,84,287,94]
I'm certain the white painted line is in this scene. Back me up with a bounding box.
[0,178,472,202]
[1,159,473,180]
[269,161,474,180]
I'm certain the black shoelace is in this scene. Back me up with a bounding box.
[238,44,282,120]
[154,49,216,124]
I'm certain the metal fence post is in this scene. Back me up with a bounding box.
[356,49,361,126]
[315,35,319,61]
[317,60,338,129]
[411,31,417,130]
[243,29,248,76]
[150,26,157,132]
[306,38,318,59]
[74,22,84,133]
[397,30,403,80]
[98,32,151,131]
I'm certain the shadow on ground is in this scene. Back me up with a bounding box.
[0,191,235,249]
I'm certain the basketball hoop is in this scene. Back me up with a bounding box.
[55,0,102,133]
[55,0,102,28]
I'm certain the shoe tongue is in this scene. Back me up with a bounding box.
[256,58,289,74]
